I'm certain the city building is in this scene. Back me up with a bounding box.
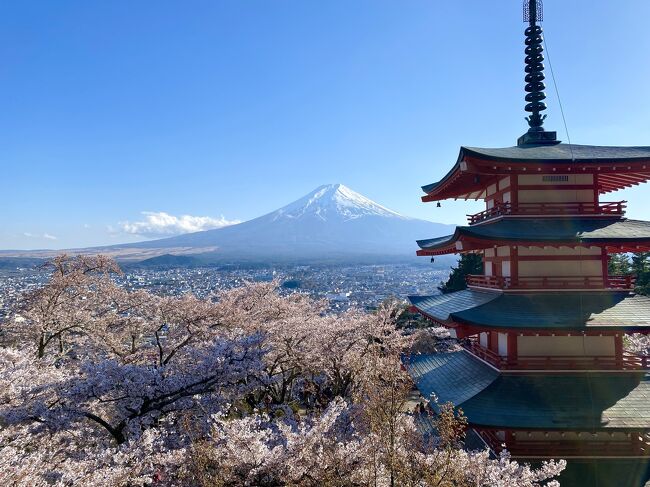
[407,1,650,485]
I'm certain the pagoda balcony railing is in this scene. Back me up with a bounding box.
[466,274,636,291]
[463,339,650,371]
[476,428,650,458]
[467,201,627,225]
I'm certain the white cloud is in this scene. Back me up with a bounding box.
[23,232,57,240]
[118,211,240,238]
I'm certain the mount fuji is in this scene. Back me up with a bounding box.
[0,184,455,265]
[119,184,455,263]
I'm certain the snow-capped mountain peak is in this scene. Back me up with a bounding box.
[80,183,455,262]
[272,184,409,222]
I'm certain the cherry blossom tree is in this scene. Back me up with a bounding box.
[7,254,122,358]
[0,255,565,486]
[625,333,650,356]
[182,400,565,487]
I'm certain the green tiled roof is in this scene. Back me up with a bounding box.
[415,234,456,250]
[462,144,650,164]
[455,292,650,330]
[462,372,650,430]
[407,351,499,408]
[409,291,650,331]
[422,144,650,194]
[417,218,650,251]
[408,290,499,322]
[408,351,650,431]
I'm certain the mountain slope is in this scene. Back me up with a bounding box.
[121,184,454,262]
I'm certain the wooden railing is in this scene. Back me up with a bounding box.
[466,274,636,290]
[463,339,650,371]
[477,428,650,457]
[467,201,627,224]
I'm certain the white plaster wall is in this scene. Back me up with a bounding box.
[502,261,511,277]
[496,246,510,257]
[518,174,594,185]
[499,177,511,190]
[518,189,594,203]
[479,333,488,348]
[518,260,602,277]
[517,335,615,357]
[518,246,601,257]
[498,333,508,357]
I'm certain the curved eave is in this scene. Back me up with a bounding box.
[416,218,650,256]
[421,145,650,201]
[416,233,459,256]
[416,235,650,257]
[420,162,496,203]
[408,290,499,324]
[409,291,650,332]
[421,161,460,195]
[450,314,650,334]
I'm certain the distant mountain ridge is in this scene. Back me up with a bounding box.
[117,184,454,263]
[0,184,456,265]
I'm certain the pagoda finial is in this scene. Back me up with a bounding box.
[518,0,558,146]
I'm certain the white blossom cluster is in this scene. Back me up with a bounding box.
[0,255,565,486]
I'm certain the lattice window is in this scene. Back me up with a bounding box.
[542,175,569,182]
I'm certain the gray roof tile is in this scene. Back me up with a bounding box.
[461,144,650,164]
[409,351,650,430]
[408,290,499,322]
[410,291,650,330]
[417,218,650,251]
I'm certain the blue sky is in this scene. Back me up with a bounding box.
[1,0,649,249]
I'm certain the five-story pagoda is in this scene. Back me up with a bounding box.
[408,1,650,485]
